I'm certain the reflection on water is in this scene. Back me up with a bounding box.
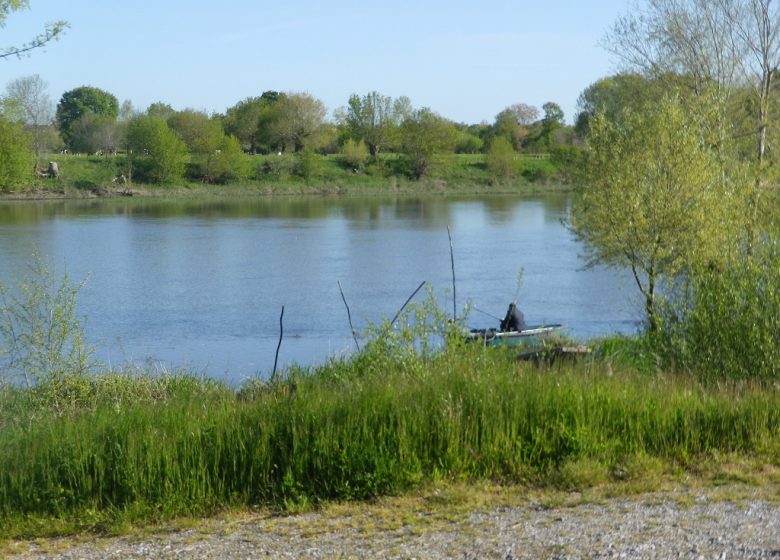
[0,194,640,382]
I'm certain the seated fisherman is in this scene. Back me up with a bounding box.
[500,302,526,332]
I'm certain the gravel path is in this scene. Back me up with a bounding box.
[6,486,780,559]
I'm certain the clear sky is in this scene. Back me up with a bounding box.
[1,0,632,125]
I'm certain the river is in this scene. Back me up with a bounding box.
[0,194,641,383]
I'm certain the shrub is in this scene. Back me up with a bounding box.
[294,149,320,183]
[454,132,483,154]
[655,237,780,380]
[0,117,34,192]
[340,138,368,171]
[0,256,95,389]
[485,137,518,180]
[211,135,250,183]
[126,116,188,184]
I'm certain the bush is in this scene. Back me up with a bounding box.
[485,137,518,180]
[454,132,483,154]
[340,138,368,171]
[0,256,95,389]
[655,238,780,380]
[210,135,250,183]
[0,117,34,192]
[294,149,320,183]
[126,116,188,184]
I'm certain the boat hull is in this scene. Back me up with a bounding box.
[465,324,564,347]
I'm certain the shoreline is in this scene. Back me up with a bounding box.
[0,180,573,202]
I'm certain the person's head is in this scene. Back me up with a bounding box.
[508,303,515,311]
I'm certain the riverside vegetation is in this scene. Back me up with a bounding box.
[1,257,780,541]
[13,151,563,198]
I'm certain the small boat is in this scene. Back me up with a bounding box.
[465,324,564,347]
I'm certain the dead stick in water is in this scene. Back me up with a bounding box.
[390,280,426,327]
[272,305,284,381]
[447,225,456,321]
[338,281,360,352]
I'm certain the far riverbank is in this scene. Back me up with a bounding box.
[3,153,571,201]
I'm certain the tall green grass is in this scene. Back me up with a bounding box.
[2,344,779,538]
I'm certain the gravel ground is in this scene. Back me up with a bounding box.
[6,486,780,559]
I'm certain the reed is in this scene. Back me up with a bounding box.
[1,345,779,538]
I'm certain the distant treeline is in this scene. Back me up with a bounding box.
[0,79,579,189]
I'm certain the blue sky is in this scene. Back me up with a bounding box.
[2,1,632,124]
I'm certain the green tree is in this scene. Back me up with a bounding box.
[56,86,119,149]
[569,97,734,331]
[1,1,67,59]
[574,74,656,137]
[146,102,175,121]
[224,92,281,154]
[485,136,518,180]
[340,91,403,157]
[67,113,119,154]
[167,109,224,180]
[265,92,326,152]
[399,108,457,179]
[539,102,564,149]
[126,116,187,184]
[0,115,33,191]
[606,0,780,251]
[492,103,539,151]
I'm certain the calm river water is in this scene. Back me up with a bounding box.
[0,194,641,383]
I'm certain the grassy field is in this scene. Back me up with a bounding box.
[16,152,568,198]
[1,336,779,540]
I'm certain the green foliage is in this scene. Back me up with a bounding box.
[520,158,555,182]
[266,92,326,153]
[56,86,119,149]
[294,149,320,183]
[340,91,402,156]
[570,96,735,330]
[66,112,119,154]
[485,136,518,180]
[145,102,175,121]
[167,109,225,182]
[454,131,483,154]
[167,109,222,154]
[539,101,564,150]
[2,340,780,536]
[574,73,658,138]
[655,238,780,380]
[399,108,457,179]
[492,103,539,150]
[0,116,33,191]
[0,255,94,389]
[340,138,369,171]
[210,135,250,183]
[126,116,187,184]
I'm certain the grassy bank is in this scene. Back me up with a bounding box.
[1,340,779,539]
[13,153,567,199]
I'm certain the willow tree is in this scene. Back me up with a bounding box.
[607,0,780,250]
[570,97,735,331]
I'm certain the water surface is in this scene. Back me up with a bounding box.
[0,195,641,382]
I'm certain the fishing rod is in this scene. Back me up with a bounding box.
[472,306,503,322]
